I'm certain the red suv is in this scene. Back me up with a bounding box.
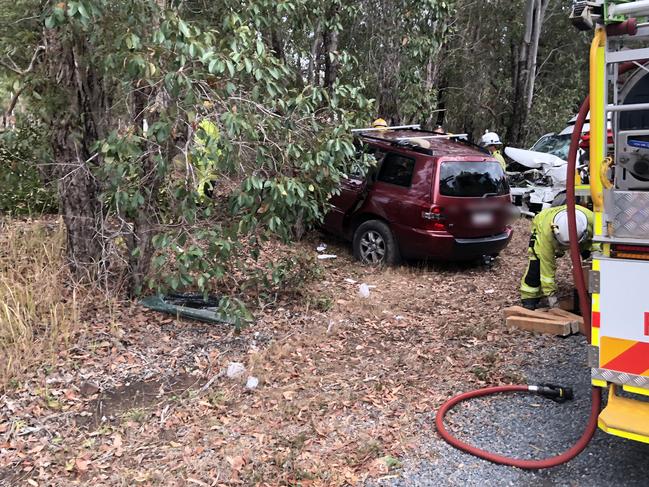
[322,127,514,264]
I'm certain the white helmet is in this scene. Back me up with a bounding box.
[480,130,502,147]
[552,209,588,246]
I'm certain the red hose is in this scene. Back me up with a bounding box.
[567,96,592,338]
[435,386,601,470]
[435,96,602,469]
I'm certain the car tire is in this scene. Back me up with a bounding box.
[353,220,400,265]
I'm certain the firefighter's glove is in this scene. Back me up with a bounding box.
[547,296,559,308]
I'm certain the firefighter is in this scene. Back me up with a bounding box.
[480,130,507,171]
[520,204,594,310]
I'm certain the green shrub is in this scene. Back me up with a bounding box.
[0,120,57,215]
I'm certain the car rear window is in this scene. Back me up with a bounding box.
[439,161,509,197]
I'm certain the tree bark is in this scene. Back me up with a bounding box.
[47,34,104,281]
[323,28,339,89]
[508,0,549,145]
[125,86,168,296]
[2,87,23,129]
[307,21,323,85]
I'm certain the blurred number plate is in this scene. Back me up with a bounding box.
[472,212,494,226]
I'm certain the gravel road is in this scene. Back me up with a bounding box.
[374,335,649,487]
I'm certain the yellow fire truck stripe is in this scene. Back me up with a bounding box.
[592,293,600,312]
[594,212,604,236]
[623,385,649,398]
[592,259,600,271]
[592,378,607,388]
[592,327,600,346]
[598,423,649,445]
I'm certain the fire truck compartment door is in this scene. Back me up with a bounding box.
[599,257,649,376]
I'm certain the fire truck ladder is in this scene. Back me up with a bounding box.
[590,0,649,444]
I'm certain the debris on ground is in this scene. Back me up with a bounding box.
[226,362,246,379]
[245,376,259,390]
[139,294,235,325]
[358,283,371,298]
[1,218,590,485]
[317,254,338,260]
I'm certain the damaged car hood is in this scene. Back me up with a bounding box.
[505,147,568,186]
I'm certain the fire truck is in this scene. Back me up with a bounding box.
[572,0,649,444]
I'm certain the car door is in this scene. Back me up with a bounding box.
[322,148,386,236]
[369,151,429,231]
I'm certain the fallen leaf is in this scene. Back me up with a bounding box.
[226,455,246,472]
[75,457,90,472]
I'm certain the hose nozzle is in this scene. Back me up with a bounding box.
[529,383,574,403]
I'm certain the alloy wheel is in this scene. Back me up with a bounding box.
[359,230,386,264]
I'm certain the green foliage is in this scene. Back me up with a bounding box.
[16,0,372,301]
[0,0,594,308]
[0,120,56,215]
[440,0,590,145]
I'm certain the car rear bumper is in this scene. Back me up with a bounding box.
[398,226,513,260]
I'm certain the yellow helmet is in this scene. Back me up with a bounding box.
[372,118,388,129]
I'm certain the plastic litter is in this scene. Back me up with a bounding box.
[226,362,246,379]
[316,243,327,253]
[317,254,338,260]
[245,376,259,390]
[358,283,371,298]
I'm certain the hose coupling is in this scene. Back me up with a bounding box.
[528,383,574,403]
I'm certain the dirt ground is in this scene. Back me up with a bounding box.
[0,217,582,486]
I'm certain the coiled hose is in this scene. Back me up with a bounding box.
[435,96,602,469]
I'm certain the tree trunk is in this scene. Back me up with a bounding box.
[508,0,549,144]
[323,28,339,89]
[525,0,549,114]
[54,141,103,280]
[377,53,401,124]
[47,35,105,281]
[125,87,168,296]
[307,21,323,85]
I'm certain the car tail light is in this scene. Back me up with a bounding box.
[422,206,447,231]
[612,244,649,261]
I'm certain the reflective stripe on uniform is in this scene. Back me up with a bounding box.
[541,275,555,284]
[521,283,541,294]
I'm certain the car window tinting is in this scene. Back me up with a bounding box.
[439,161,509,197]
[377,153,415,187]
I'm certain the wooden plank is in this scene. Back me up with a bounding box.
[546,308,584,334]
[503,306,570,322]
[506,316,574,336]
[546,308,584,322]
[558,296,575,312]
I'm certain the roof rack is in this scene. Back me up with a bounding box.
[396,134,468,141]
[352,125,491,156]
[351,124,421,133]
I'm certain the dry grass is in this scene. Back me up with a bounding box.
[0,220,79,389]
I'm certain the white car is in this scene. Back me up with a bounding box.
[506,113,609,213]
